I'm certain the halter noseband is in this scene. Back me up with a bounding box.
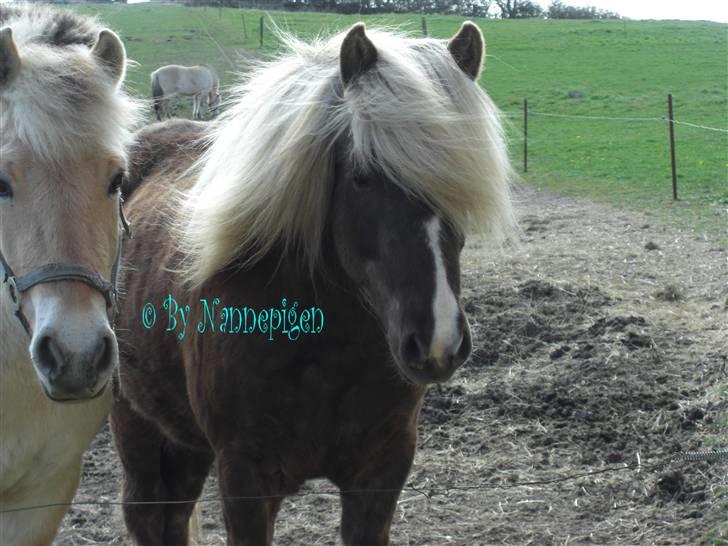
[0,199,131,337]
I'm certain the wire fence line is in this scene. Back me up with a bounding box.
[1,449,725,515]
[668,119,728,133]
[502,95,727,199]
[501,109,728,133]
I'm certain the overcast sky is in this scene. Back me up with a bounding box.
[533,0,728,22]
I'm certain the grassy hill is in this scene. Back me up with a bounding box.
[71,4,728,241]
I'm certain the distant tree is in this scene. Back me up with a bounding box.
[446,0,493,17]
[494,0,542,18]
[547,1,621,19]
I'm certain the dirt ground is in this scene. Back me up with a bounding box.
[57,186,727,545]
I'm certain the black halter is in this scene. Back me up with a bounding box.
[0,199,131,337]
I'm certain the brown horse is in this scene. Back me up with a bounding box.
[113,22,514,545]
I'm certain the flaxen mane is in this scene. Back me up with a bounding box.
[0,5,140,165]
[178,28,514,286]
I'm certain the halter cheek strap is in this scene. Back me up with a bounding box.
[0,199,131,337]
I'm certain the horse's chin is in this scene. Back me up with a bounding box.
[393,359,457,386]
[40,379,110,404]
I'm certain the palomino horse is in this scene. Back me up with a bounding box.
[151,64,220,121]
[114,23,514,545]
[0,6,138,544]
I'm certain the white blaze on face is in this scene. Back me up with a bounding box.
[425,217,461,360]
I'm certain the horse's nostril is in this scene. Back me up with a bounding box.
[92,334,114,372]
[454,325,472,364]
[35,335,66,380]
[402,333,426,366]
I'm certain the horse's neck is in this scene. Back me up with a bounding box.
[0,285,30,369]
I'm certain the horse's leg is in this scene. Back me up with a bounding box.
[196,94,202,120]
[0,459,82,546]
[160,442,214,545]
[215,451,281,545]
[192,95,199,120]
[337,434,417,546]
[110,394,166,545]
[111,394,214,546]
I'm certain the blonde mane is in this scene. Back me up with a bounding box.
[179,27,515,287]
[0,6,141,165]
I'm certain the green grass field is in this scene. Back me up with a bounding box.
[72,4,727,241]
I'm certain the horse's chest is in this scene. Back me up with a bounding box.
[203,350,421,475]
[0,355,110,497]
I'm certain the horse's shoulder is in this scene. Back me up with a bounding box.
[124,120,209,199]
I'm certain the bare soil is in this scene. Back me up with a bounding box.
[57,186,727,545]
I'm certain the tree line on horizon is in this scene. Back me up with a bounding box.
[168,0,622,19]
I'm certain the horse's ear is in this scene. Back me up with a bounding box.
[340,23,377,86]
[447,21,484,81]
[0,27,21,87]
[92,29,126,86]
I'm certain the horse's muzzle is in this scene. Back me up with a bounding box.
[31,326,117,402]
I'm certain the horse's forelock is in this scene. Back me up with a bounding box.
[0,7,142,166]
[348,35,516,240]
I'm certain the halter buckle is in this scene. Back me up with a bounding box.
[7,275,19,305]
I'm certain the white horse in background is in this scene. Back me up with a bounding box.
[0,5,139,545]
[151,64,221,120]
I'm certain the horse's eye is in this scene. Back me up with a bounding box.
[108,171,125,195]
[352,175,372,191]
[0,177,13,199]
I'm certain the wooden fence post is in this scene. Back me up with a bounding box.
[421,17,428,37]
[523,98,528,173]
[667,93,678,200]
[259,15,264,48]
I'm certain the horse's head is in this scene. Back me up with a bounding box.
[331,159,471,384]
[0,19,138,401]
[329,23,513,385]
